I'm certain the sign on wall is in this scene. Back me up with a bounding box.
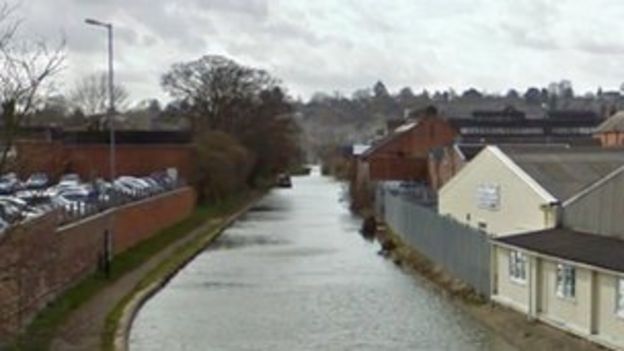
[476,183,500,210]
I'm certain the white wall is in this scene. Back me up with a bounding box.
[595,272,624,348]
[538,260,593,336]
[492,246,530,313]
[439,147,555,237]
[492,246,624,350]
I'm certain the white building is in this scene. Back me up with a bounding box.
[493,229,624,350]
[438,145,624,237]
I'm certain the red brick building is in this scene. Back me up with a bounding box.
[14,131,195,181]
[595,111,624,147]
[428,143,484,190]
[358,114,457,182]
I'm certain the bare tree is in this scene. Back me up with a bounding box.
[0,3,65,172]
[69,72,128,117]
[161,55,276,133]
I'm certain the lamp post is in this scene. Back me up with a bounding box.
[85,18,115,277]
[85,18,115,182]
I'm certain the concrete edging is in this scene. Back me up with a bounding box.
[112,196,263,351]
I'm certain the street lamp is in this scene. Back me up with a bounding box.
[85,18,115,182]
[85,18,115,277]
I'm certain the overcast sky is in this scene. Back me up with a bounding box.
[13,0,624,104]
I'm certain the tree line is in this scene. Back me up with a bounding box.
[298,79,624,151]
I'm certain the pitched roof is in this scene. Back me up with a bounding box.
[596,111,624,133]
[495,228,624,273]
[456,144,485,160]
[360,122,419,159]
[498,145,624,201]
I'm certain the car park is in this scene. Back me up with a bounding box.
[0,169,179,225]
[0,217,9,234]
[25,173,49,190]
[59,173,81,186]
[0,173,20,194]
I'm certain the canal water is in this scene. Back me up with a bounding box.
[129,169,516,350]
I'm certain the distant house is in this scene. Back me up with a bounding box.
[595,111,624,147]
[438,145,624,237]
[358,112,456,182]
[492,228,624,350]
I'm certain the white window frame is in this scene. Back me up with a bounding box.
[555,263,576,299]
[616,278,624,318]
[508,250,527,284]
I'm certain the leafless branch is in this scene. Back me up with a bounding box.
[0,2,65,173]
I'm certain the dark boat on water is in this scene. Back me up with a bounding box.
[276,173,292,188]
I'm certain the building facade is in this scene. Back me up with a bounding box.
[14,131,195,181]
[439,145,624,237]
[492,229,624,350]
[595,111,624,147]
[358,114,456,182]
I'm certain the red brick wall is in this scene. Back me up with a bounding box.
[368,157,428,180]
[364,116,457,181]
[15,141,195,181]
[13,140,66,179]
[0,187,195,340]
[428,146,466,190]
[595,131,624,147]
[113,187,196,254]
[64,145,195,181]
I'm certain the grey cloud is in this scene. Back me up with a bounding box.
[576,40,624,55]
[191,0,269,19]
[500,23,561,51]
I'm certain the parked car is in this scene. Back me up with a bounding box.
[25,173,49,190]
[0,200,22,223]
[0,173,19,194]
[0,217,9,234]
[59,173,81,186]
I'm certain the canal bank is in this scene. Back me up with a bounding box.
[105,193,265,351]
[376,219,607,351]
[129,171,516,350]
[45,192,264,351]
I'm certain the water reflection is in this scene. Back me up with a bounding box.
[129,172,516,351]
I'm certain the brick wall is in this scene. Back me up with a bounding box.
[428,146,466,190]
[0,187,195,340]
[363,116,457,182]
[113,187,196,253]
[15,141,196,181]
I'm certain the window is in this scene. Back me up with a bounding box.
[617,278,624,318]
[556,264,575,298]
[508,250,527,283]
[478,221,487,233]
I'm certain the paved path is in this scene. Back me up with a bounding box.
[51,199,256,351]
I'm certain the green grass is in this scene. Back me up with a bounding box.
[11,192,256,351]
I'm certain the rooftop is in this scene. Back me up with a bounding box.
[596,111,624,133]
[360,121,419,159]
[495,228,624,273]
[499,145,624,201]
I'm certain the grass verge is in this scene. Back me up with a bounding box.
[101,204,240,350]
[11,192,256,351]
